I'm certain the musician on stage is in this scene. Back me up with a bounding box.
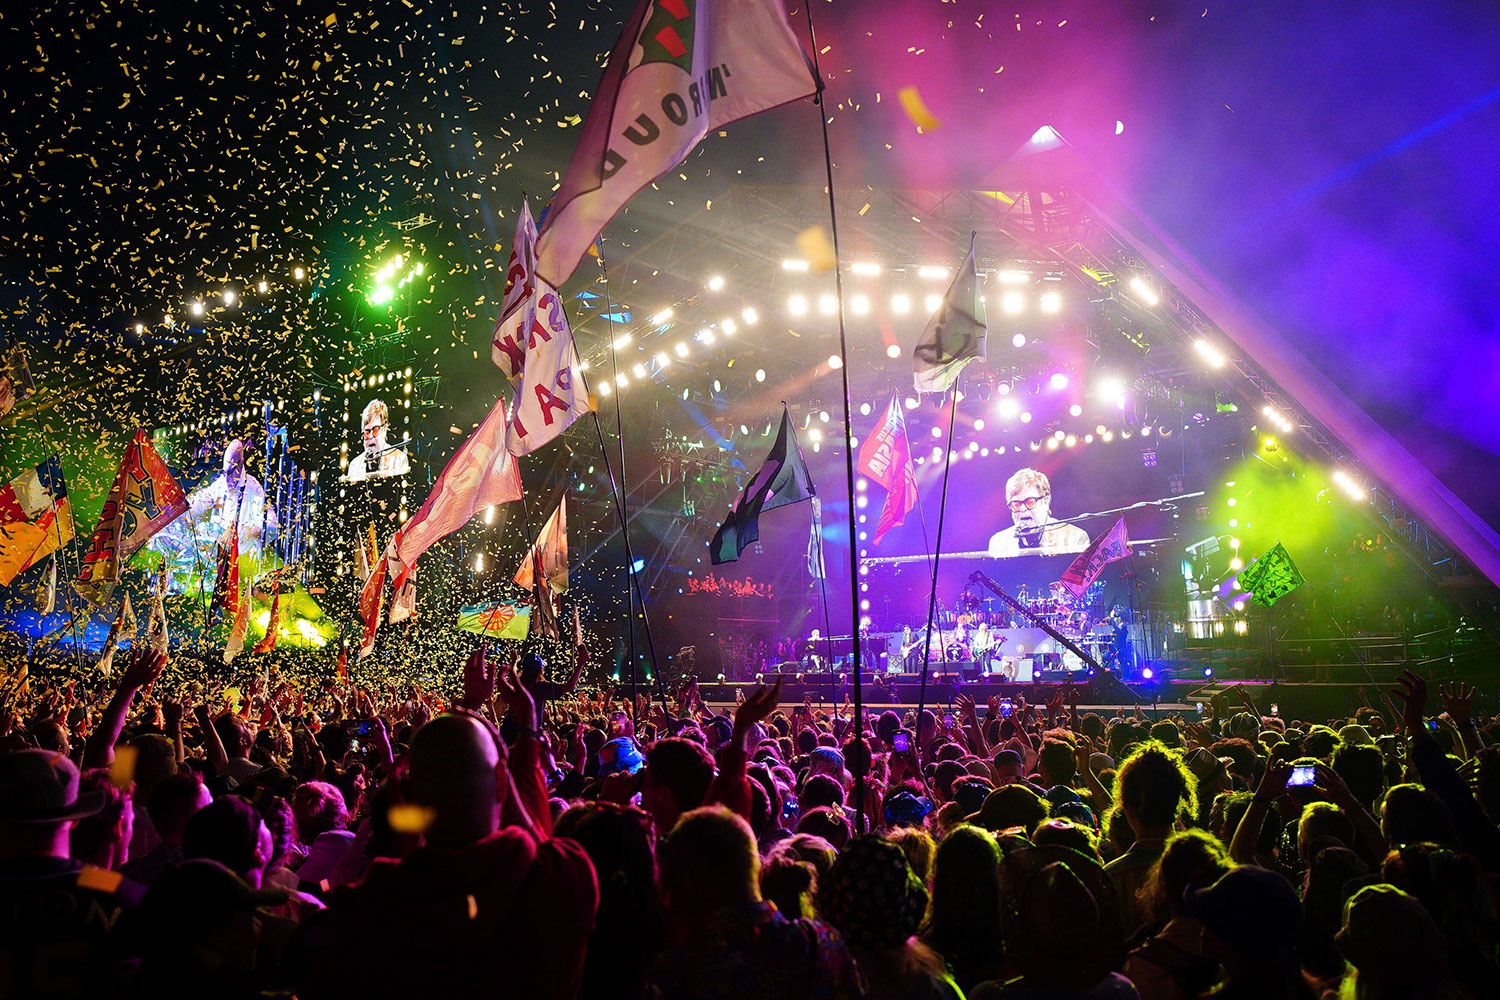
[184,438,278,553]
[987,467,1090,557]
[348,398,410,482]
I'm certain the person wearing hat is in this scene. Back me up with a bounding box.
[972,843,1133,999]
[968,783,1050,834]
[819,834,962,999]
[1181,865,1316,1000]
[1335,884,1464,1000]
[0,748,139,997]
[500,643,588,743]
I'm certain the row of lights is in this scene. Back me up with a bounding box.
[781,287,1064,320]
[133,266,308,332]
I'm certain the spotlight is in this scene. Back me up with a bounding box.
[891,294,911,314]
[1002,290,1024,315]
[1069,403,1083,417]
[1098,377,1125,402]
[931,426,943,438]
[850,294,869,315]
[924,294,943,313]
[293,266,306,280]
[612,333,632,349]
[918,265,949,280]
[850,261,881,276]
[755,369,766,383]
[706,275,726,291]
[1011,332,1027,348]
[886,343,902,359]
[651,308,674,324]
[973,419,985,430]
[998,398,1020,420]
[656,351,672,367]
[1128,275,1159,306]
[903,396,919,410]
[189,301,204,317]
[134,323,144,334]
[257,280,268,293]
[721,318,737,335]
[1141,667,1154,680]
[818,294,838,316]
[859,402,871,416]
[697,329,716,345]
[674,342,689,358]
[712,379,722,392]
[827,354,842,369]
[632,364,647,378]
[788,294,808,316]
[1050,372,1069,390]
[598,380,612,395]
[997,268,1029,284]
[742,307,759,324]
[1194,339,1227,368]
[222,289,236,305]
[781,259,810,272]
[1039,291,1062,313]
[1020,411,1033,423]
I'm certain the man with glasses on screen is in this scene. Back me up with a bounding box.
[348,398,410,481]
[987,467,1090,557]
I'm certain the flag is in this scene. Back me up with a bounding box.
[356,522,377,582]
[528,546,561,640]
[1237,542,1305,608]
[211,532,240,619]
[808,496,826,580]
[389,394,523,573]
[457,600,532,640]
[711,405,816,564]
[0,343,35,419]
[357,556,387,659]
[252,582,281,654]
[1058,517,1131,598]
[388,557,417,623]
[336,643,348,683]
[534,0,817,287]
[34,555,56,614]
[502,282,592,456]
[0,456,74,587]
[912,239,987,394]
[490,198,541,379]
[856,396,919,544]
[223,581,250,664]
[514,496,569,593]
[117,592,137,639]
[74,430,188,604]
[146,575,168,655]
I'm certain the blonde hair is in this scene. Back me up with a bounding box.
[1005,467,1050,500]
[361,398,389,428]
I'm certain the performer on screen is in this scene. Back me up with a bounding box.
[986,467,1090,557]
[184,438,278,554]
[348,398,410,481]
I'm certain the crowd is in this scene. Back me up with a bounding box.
[2,640,1498,1000]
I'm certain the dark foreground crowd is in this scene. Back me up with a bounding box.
[2,644,1497,1000]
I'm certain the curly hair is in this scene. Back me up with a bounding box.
[1116,740,1197,830]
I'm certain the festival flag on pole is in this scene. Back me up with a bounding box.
[1237,542,1306,608]
[223,581,250,664]
[356,556,387,659]
[529,547,561,640]
[490,198,541,380]
[1058,517,1131,598]
[335,643,349,683]
[912,238,987,395]
[388,394,523,573]
[457,600,532,640]
[118,592,137,639]
[388,554,417,624]
[74,430,188,604]
[856,395,919,544]
[0,456,74,587]
[711,405,816,564]
[534,0,817,288]
[514,496,570,593]
[356,522,378,582]
[146,569,168,655]
[502,284,592,457]
[211,532,241,619]
[808,496,826,580]
[252,582,282,654]
[35,555,56,614]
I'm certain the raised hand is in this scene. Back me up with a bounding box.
[1390,670,1429,736]
[735,676,784,733]
[458,645,495,711]
[1439,681,1476,729]
[119,648,168,692]
[496,657,538,731]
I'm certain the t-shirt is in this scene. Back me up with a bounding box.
[1103,839,1167,934]
[0,858,143,999]
[295,828,598,1000]
[650,902,866,1000]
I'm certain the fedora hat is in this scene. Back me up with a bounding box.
[1001,843,1123,993]
[0,750,105,823]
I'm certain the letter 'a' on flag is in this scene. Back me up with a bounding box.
[75,430,188,605]
[1236,541,1306,608]
[390,393,523,573]
[534,0,818,287]
[1058,517,1131,598]
[503,285,592,457]
[515,495,570,594]
[491,198,540,380]
[711,404,816,565]
[0,455,74,587]
[912,238,987,395]
[457,601,532,640]
[856,395,919,545]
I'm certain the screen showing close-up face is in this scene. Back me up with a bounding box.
[344,394,411,482]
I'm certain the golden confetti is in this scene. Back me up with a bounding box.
[897,86,942,132]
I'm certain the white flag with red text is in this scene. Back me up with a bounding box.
[490,199,540,380]
[534,0,816,287]
[502,285,591,456]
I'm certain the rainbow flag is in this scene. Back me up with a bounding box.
[457,601,531,640]
[74,430,187,604]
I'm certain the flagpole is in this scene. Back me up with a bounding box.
[802,0,866,827]
[590,249,669,717]
[915,376,961,771]
[37,449,87,675]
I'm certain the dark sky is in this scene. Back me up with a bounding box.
[4,0,1498,538]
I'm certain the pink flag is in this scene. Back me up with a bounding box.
[389,394,523,572]
[534,0,816,287]
[357,556,387,660]
[490,199,539,380]
[857,396,919,545]
[503,284,592,456]
[1058,518,1131,598]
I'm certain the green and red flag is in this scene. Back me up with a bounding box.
[457,600,532,640]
